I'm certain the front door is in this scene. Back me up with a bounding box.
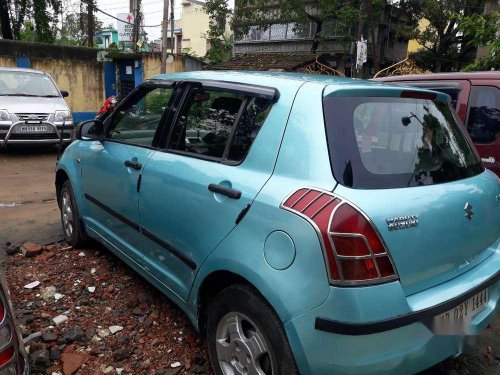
[139,82,277,300]
[81,83,175,265]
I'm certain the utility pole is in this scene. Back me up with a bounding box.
[161,0,169,73]
[132,0,142,52]
[170,0,175,55]
[87,0,94,47]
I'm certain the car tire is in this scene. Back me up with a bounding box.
[206,284,299,375]
[59,180,87,248]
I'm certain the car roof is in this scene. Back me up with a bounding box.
[374,71,500,82]
[150,70,449,101]
[0,67,46,74]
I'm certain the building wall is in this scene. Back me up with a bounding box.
[0,40,104,121]
[179,2,210,57]
[407,19,430,54]
[29,58,104,116]
[0,56,16,67]
[142,53,203,79]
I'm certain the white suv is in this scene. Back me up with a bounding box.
[0,67,73,145]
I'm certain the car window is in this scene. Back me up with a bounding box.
[466,86,500,144]
[168,88,244,159]
[227,97,272,162]
[324,96,483,189]
[0,71,60,97]
[109,87,173,146]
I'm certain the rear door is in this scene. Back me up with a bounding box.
[323,87,500,295]
[465,83,500,176]
[138,81,283,300]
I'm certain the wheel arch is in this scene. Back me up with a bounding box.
[196,270,271,338]
[55,169,70,208]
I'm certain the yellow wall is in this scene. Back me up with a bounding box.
[29,58,104,112]
[142,54,188,80]
[179,3,210,57]
[407,19,430,54]
[0,56,16,67]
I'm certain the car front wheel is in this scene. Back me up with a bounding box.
[207,284,298,375]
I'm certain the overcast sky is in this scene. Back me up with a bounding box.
[92,0,234,41]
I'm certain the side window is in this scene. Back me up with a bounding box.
[168,88,244,159]
[109,87,174,146]
[467,86,500,144]
[227,97,272,162]
[167,86,273,162]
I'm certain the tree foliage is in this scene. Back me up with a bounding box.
[57,12,103,46]
[399,0,496,72]
[0,0,62,42]
[204,0,233,65]
[460,11,500,71]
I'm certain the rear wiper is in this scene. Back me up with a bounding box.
[40,95,60,98]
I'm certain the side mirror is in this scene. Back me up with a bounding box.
[61,90,69,98]
[76,119,105,141]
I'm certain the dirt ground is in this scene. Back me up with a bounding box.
[0,146,498,375]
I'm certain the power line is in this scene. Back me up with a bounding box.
[80,0,163,27]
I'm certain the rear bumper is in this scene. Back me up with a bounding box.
[285,245,500,375]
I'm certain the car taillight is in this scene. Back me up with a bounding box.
[282,187,398,285]
[0,288,25,374]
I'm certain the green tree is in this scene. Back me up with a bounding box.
[399,0,495,72]
[460,11,500,71]
[57,12,103,46]
[0,0,61,42]
[203,0,233,65]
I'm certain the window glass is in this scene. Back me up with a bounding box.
[467,86,500,144]
[227,97,272,162]
[323,96,483,189]
[109,87,173,146]
[168,88,244,159]
[0,71,60,97]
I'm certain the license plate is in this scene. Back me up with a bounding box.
[20,125,48,133]
[433,289,489,334]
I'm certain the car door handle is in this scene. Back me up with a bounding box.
[124,160,142,170]
[208,184,241,199]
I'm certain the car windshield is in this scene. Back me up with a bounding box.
[0,71,60,97]
[323,95,483,189]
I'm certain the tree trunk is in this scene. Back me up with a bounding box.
[311,21,322,54]
[0,0,14,39]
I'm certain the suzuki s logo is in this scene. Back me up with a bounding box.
[464,202,474,221]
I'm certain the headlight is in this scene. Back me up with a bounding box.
[0,109,11,122]
[54,110,73,123]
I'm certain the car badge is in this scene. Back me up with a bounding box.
[386,215,418,231]
[28,114,38,120]
[464,202,474,221]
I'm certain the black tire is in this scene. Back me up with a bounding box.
[207,284,299,375]
[59,180,87,248]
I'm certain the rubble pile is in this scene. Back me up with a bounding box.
[3,242,211,375]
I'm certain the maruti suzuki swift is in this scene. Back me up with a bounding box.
[55,71,500,375]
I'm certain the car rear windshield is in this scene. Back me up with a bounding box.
[323,96,483,189]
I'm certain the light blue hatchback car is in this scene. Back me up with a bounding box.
[56,71,500,375]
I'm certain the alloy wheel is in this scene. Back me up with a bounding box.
[215,312,274,375]
[61,190,74,238]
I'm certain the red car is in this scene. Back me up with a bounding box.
[376,72,500,176]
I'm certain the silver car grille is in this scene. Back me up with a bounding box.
[16,113,50,122]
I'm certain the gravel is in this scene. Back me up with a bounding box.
[3,241,210,374]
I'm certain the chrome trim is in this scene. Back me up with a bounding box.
[1,121,68,146]
[280,186,399,287]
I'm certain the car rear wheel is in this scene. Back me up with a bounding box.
[207,284,298,375]
[59,180,86,247]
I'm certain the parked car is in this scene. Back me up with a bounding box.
[56,72,500,375]
[0,67,73,146]
[0,267,29,374]
[375,72,500,176]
